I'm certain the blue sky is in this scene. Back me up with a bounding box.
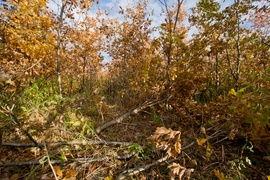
[49,0,235,39]
[89,0,235,39]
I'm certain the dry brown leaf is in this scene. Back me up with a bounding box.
[41,174,48,180]
[201,127,206,135]
[167,147,178,158]
[169,163,186,180]
[179,169,186,179]
[228,128,238,140]
[165,131,180,140]
[186,160,197,168]
[155,127,171,134]
[185,168,194,180]
[174,141,181,154]
[147,134,160,141]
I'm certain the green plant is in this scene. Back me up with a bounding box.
[151,106,162,125]
[128,144,147,159]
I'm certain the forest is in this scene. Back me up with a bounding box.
[0,0,269,179]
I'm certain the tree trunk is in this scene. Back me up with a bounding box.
[56,0,67,99]
[235,0,241,91]
[216,51,219,98]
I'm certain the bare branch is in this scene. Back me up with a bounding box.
[2,140,137,147]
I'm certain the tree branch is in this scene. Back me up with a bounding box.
[0,152,135,167]
[2,140,136,147]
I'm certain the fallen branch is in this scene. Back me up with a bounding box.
[116,131,225,179]
[42,135,58,180]
[2,140,136,147]
[1,104,40,147]
[9,112,40,147]
[0,152,135,167]
[117,155,170,180]
[96,99,166,133]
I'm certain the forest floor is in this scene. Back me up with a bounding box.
[0,95,269,180]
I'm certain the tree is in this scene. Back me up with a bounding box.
[0,0,55,81]
[106,1,156,105]
[51,0,96,98]
[158,0,185,110]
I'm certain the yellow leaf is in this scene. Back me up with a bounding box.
[218,95,223,101]
[247,101,252,108]
[214,170,226,180]
[197,138,207,146]
[229,88,237,96]
[53,165,62,178]
[206,141,212,161]
[105,176,113,180]
[65,169,76,178]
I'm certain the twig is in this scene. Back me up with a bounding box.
[2,140,137,147]
[12,59,44,80]
[0,153,135,167]
[120,122,155,131]
[202,162,220,171]
[84,123,105,143]
[43,135,59,180]
[116,155,170,180]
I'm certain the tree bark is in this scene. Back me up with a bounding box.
[56,0,67,99]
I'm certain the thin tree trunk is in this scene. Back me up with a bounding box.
[226,43,237,81]
[216,51,219,98]
[82,56,86,91]
[159,0,183,127]
[56,0,67,99]
[235,0,241,91]
[66,54,73,96]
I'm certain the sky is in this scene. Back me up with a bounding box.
[49,0,235,39]
[90,0,235,39]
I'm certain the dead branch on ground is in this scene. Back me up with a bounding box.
[0,151,135,167]
[2,140,137,147]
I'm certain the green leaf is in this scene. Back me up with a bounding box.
[238,86,247,93]
[73,121,81,126]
